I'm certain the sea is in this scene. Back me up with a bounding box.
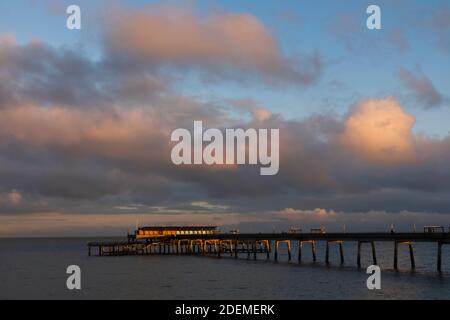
[0,237,449,300]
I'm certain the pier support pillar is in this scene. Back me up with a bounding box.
[394,241,398,270]
[253,241,257,260]
[371,241,377,265]
[325,240,344,264]
[357,241,362,268]
[274,241,278,262]
[394,241,415,270]
[312,241,317,262]
[298,241,316,262]
[298,241,302,263]
[409,243,415,270]
[287,241,291,261]
[229,241,233,257]
[438,242,442,272]
[357,241,376,267]
[274,240,291,262]
[325,241,344,265]
[234,241,238,259]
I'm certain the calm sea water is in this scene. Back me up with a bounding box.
[0,237,449,300]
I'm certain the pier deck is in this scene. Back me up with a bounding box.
[87,232,450,272]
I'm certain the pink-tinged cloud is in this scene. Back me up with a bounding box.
[0,212,266,237]
[0,97,448,201]
[0,190,22,206]
[105,5,321,85]
[0,105,170,162]
[340,98,416,165]
[3,209,450,237]
[1,36,450,214]
[275,208,337,220]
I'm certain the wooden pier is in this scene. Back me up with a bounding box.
[87,232,450,272]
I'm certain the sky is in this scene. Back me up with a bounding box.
[0,0,450,236]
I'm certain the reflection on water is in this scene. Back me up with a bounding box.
[0,238,449,299]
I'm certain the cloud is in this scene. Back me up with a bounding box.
[104,5,321,85]
[7,190,22,205]
[386,28,410,53]
[340,98,416,164]
[1,2,450,236]
[0,211,262,237]
[0,37,167,108]
[3,209,450,237]
[275,208,337,220]
[330,14,410,54]
[0,190,22,206]
[399,67,444,108]
[190,201,229,211]
[226,99,273,122]
[331,14,371,53]
[427,6,450,53]
[0,104,176,180]
[1,93,450,215]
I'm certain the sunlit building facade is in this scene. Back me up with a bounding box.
[134,226,218,239]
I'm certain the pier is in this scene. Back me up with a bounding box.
[87,231,450,272]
